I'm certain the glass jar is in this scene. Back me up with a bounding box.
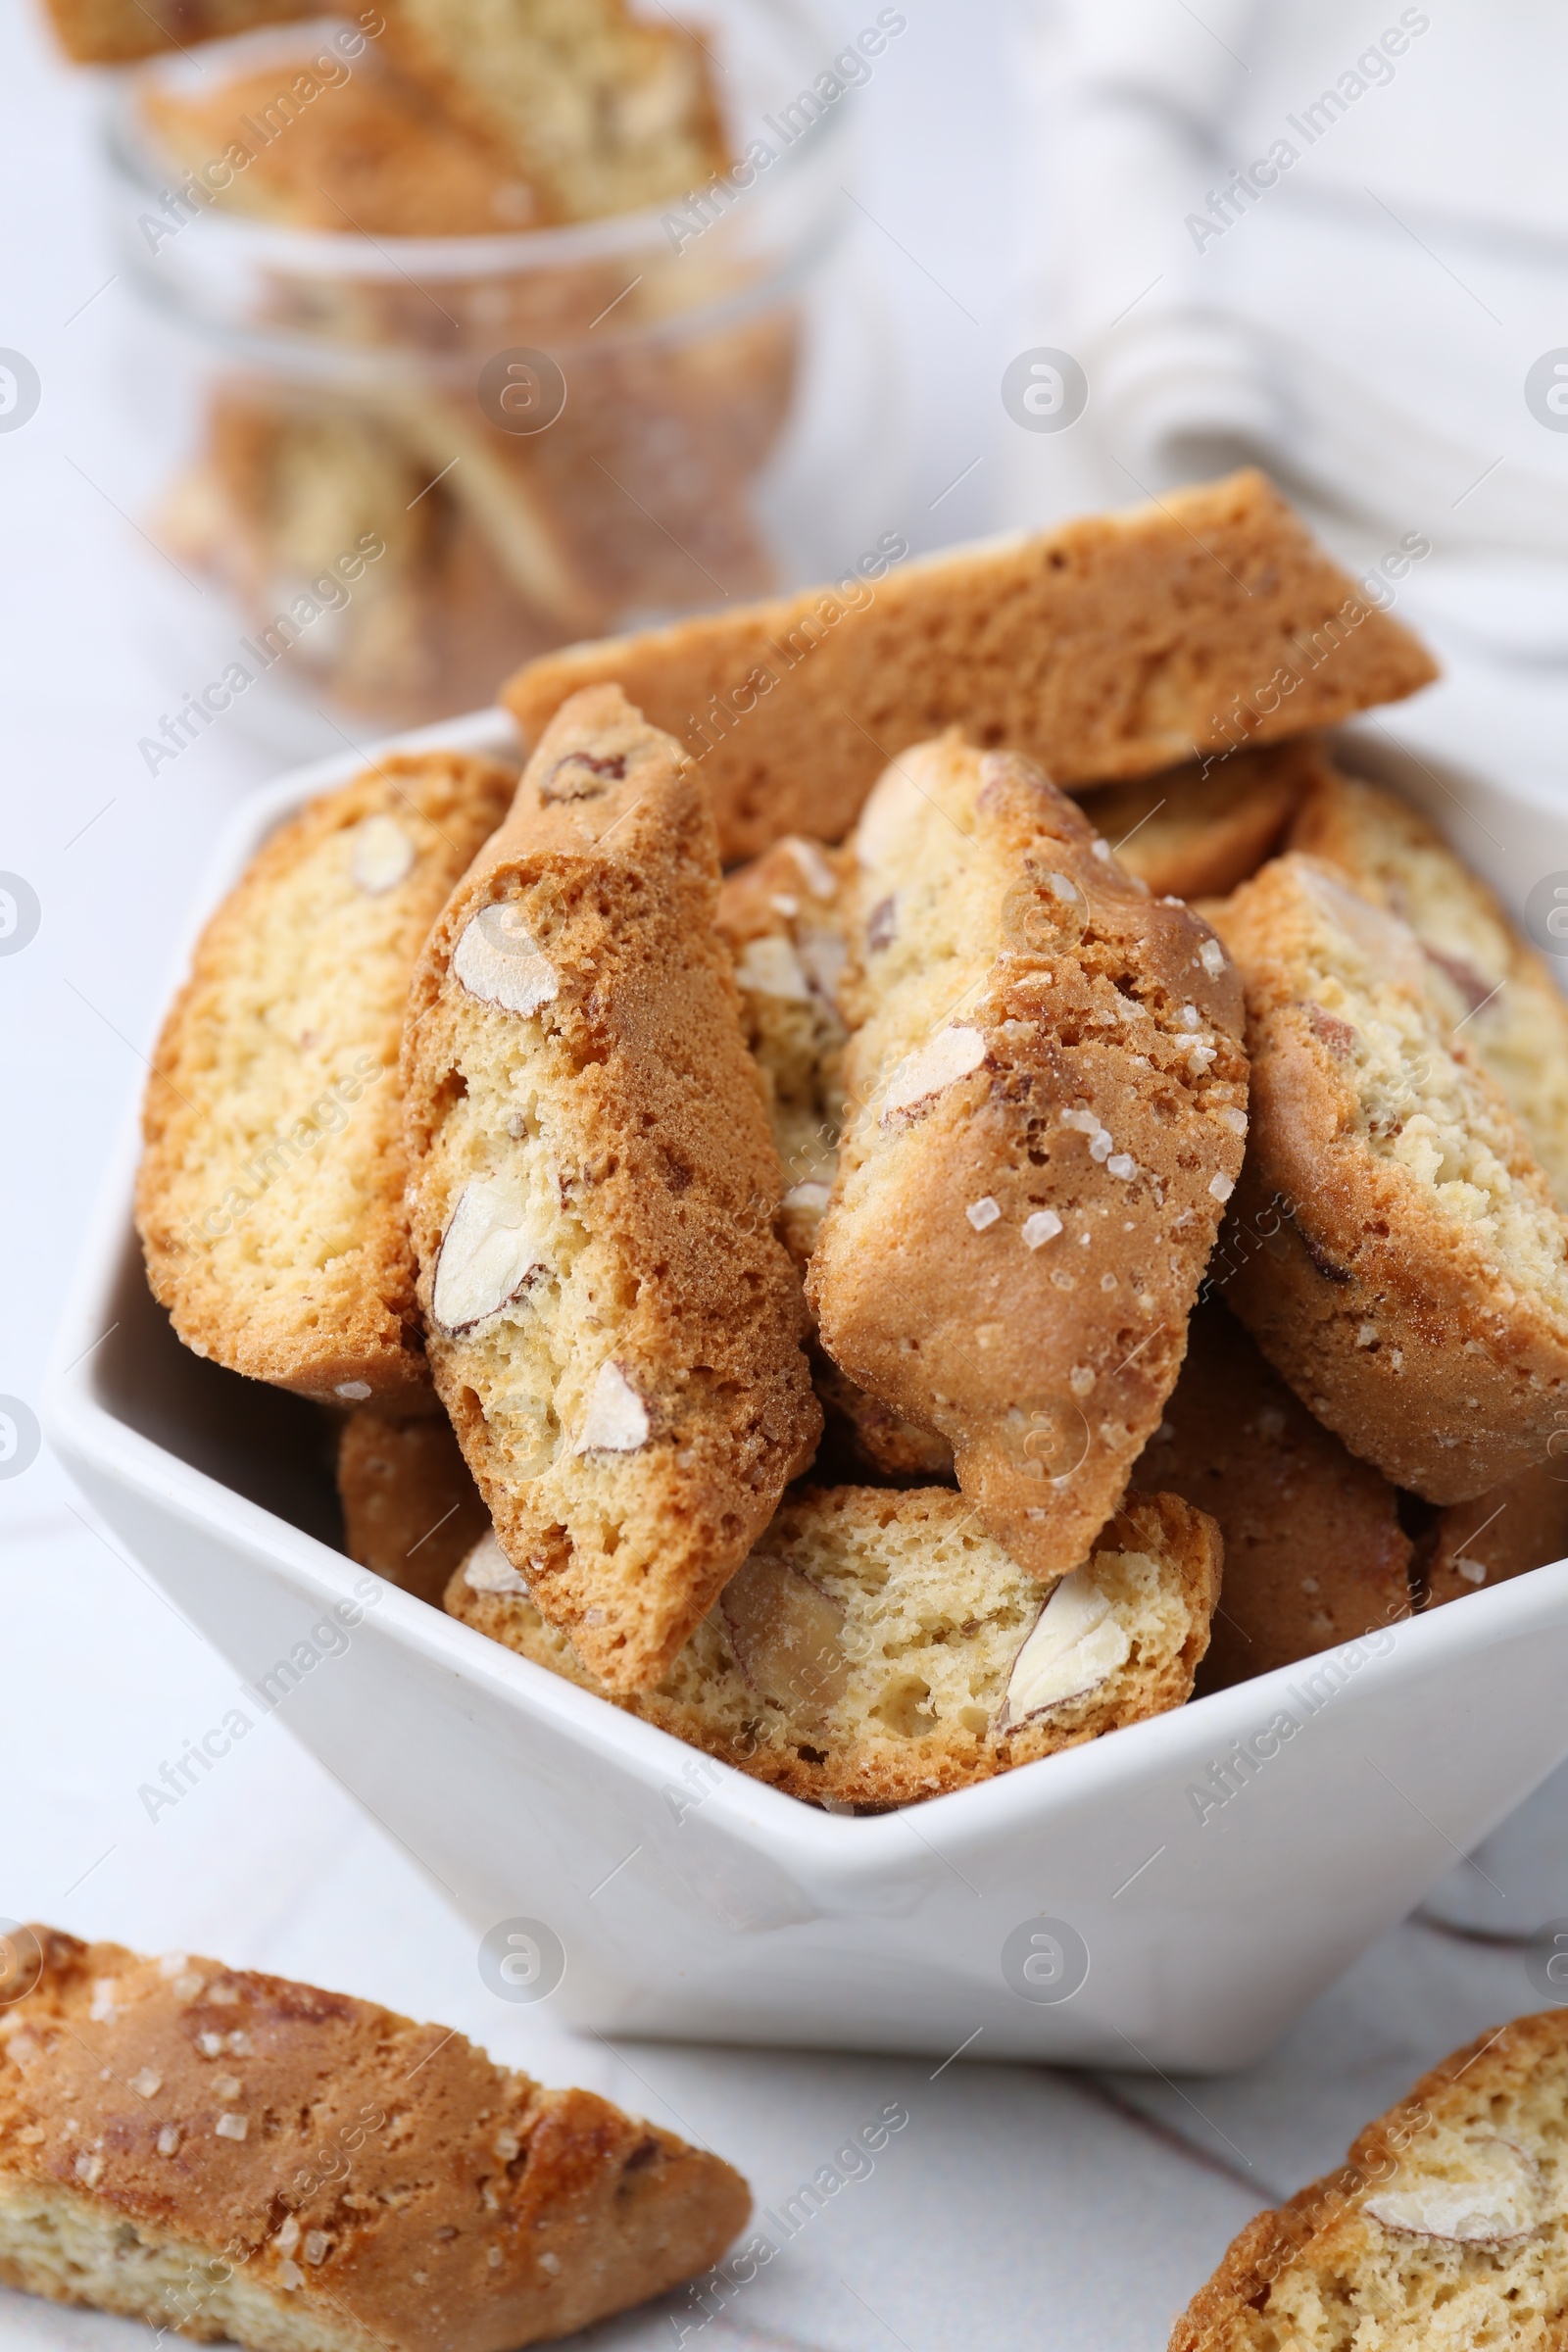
[103,0,906,733]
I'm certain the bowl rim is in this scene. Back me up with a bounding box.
[45,703,1568,1894]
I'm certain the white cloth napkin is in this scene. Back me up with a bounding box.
[1005,0,1568,795]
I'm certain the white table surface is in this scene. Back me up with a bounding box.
[0,4,1560,2348]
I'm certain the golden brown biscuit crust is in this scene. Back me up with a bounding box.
[1290,760,1568,1210]
[136,750,515,1410]
[402,686,820,1691]
[375,0,729,223]
[1132,1301,1412,1687]
[0,1927,749,2352]
[1169,2010,1568,2352]
[337,1406,491,1605]
[504,470,1439,862]
[808,740,1248,1583]
[447,1487,1221,1808]
[141,55,537,236]
[1422,1458,1568,1610]
[1212,854,1568,1502]
[1075,736,1328,903]
[41,0,305,63]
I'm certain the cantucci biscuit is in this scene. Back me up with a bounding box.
[402,685,820,1691]
[137,750,515,1408]
[141,54,535,235]
[1213,853,1568,1501]
[337,1405,491,1606]
[1075,735,1326,903]
[505,469,1439,861]
[1132,1301,1412,1688]
[714,833,854,1269]
[1422,1459,1568,1610]
[715,836,951,1477]
[1290,762,1568,1207]
[807,734,1249,1583]
[42,0,300,62]
[1171,2009,1568,2352]
[0,1926,749,2352]
[376,0,728,223]
[448,1485,1221,1808]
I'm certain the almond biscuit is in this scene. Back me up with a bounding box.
[714,833,855,1269]
[1291,761,1568,1206]
[42,0,302,62]
[1422,1458,1568,1610]
[448,1485,1221,1808]
[137,750,515,1408]
[337,1405,491,1605]
[401,685,820,1691]
[0,1926,749,2352]
[377,0,728,222]
[1075,735,1327,903]
[1171,2009,1568,2352]
[504,469,1439,862]
[807,734,1249,1583]
[1132,1300,1412,1688]
[716,836,951,1478]
[1212,853,1568,1501]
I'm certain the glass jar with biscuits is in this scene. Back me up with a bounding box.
[99,0,904,728]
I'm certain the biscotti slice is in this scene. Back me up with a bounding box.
[1075,735,1327,903]
[504,469,1439,862]
[137,750,515,1408]
[715,832,854,1267]
[0,1926,749,2352]
[449,1486,1221,1807]
[42,0,304,63]
[1422,1459,1568,1610]
[377,0,727,222]
[402,685,820,1690]
[1291,762,1568,1208]
[338,1405,491,1605]
[807,735,1249,1583]
[1171,2008,1568,2352]
[161,388,566,726]
[1211,853,1568,1501]
[141,54,540,236]
[715,835,949,1479]
[1132,1300,1411,1688]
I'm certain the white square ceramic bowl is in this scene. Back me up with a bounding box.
[46,709,1568,2074]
